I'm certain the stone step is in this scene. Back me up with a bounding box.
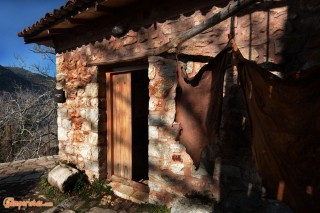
[108,182,148,204]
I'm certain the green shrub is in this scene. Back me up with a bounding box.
[40,171,112,203]
[39,175,68,203]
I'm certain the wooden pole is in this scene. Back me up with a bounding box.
[152,0,258,55]
[89,0,258,66]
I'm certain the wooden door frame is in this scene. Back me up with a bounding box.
[106,72,113,178]
[105,65,148,179]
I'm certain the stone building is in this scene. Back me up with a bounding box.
[19,0,320,209]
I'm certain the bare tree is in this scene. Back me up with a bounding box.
[0,87,57,162]
[0,44,58,162]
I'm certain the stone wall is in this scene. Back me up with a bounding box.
[54,0,320,206]
[56,48,107,181]
[147,56,218,206]
[87,3,289,71]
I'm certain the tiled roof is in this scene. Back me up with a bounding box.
[18,0,104,38]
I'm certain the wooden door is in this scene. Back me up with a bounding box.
[106,72,132,179]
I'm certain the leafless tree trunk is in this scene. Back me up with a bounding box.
[0,87,57,162]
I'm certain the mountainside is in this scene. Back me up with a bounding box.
[0,65,54,93]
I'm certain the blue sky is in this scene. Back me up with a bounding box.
[0,0,66,76]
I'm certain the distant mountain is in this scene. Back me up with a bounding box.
[0,65,54,93]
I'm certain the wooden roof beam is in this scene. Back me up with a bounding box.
[47,28,71,35]
[95,4,116,13]
[66,17,93,25]
[24,36,53,44]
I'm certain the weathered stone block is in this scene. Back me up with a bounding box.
[239,47,259,61]
[79,144,91,160]
[58,127,68,141]
[170,143,186,153]
[148,114,162,126]
[90,98,99,107]
[149,181,163,192]
[85,161,99,173]
[59,151,67,161]
[91,146,99,161]
[85,83,99,97]
[158,61,177,77]
[149,97,158,111]
[170,163,184,175]
[61,119,72,130]
[86,132,98,145]
[161,112,175,126]
[149,78,175,99]
[148,140,162,158]
[81,121,91,131]
[148,126,159,140]
[123,36,137,46]
[112,184,134,200]
[48,165,79,193]
[57,107,68,118]
[57,116,62,127]
[164,99,175,111]
[148,113,175,127]
[86,108,99,123]
[191,164,208,179]
[148,64,157,80]
[65,145,74,155]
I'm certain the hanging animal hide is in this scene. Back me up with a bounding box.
[176,47,231,167]
[236,54,320,212]
[176,44,320,212]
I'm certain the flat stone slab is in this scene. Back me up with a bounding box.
[130,190,148,204]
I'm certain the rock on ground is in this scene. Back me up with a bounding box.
[48,164,79,193]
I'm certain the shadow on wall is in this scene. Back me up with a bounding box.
[176,0,320,212]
